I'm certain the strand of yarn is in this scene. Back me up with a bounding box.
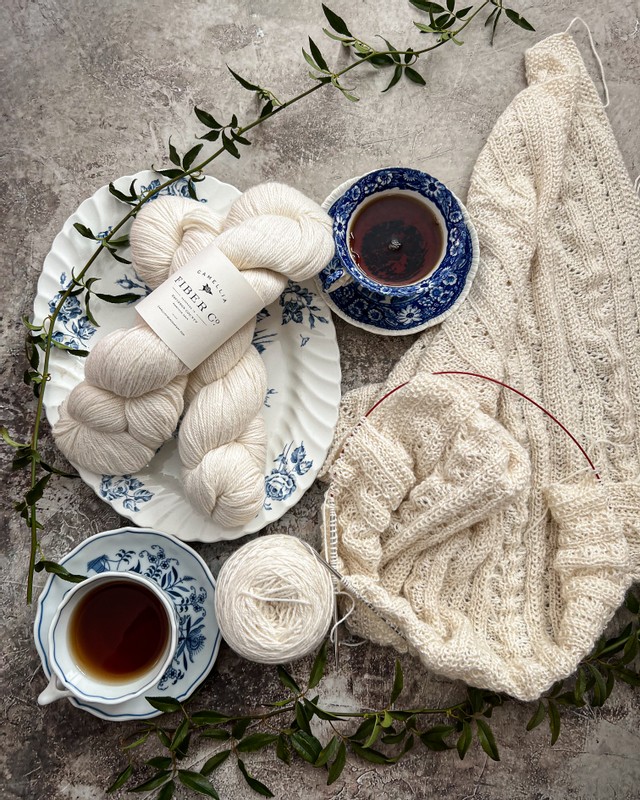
[214,535,334,663]
[565,17,610,107]
[131,184,334,526]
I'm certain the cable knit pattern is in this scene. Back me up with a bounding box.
[322,33,640,701]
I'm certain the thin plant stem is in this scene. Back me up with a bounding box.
[22,2,492,601]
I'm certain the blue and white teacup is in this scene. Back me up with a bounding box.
[319,167,469,302]
[37,572,178,706]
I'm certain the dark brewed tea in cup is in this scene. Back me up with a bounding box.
[69,579,170,683]
[348,193,444,286]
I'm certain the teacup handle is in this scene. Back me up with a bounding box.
[320,263,354,294]
[37,674,72,706]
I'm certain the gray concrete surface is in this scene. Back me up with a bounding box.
[2,1,640,798]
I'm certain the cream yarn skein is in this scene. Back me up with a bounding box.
[52,198,222,475]
[214,535,334,663]
[130,183,334,526]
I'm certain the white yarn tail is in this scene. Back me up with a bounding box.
[565,17,610,108]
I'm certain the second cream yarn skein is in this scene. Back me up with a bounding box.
[130,183,334,526]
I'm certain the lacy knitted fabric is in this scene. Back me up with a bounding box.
[322,33,640,701]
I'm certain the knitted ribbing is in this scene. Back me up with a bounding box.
[323,33,640,701]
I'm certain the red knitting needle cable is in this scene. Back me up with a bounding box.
[360,371,600,481]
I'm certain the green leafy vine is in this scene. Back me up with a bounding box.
[1,0,535,603]
[108,589,640,798]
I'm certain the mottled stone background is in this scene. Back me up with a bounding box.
[1,1,640,798]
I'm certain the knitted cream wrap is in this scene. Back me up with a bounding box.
[323,33,640,701]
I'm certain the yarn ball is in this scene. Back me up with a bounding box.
[214,535,334,664]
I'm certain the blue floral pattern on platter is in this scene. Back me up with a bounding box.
[139,177,208,203]
[264,441,313,511]
[33,528,220,721]
[38,172,341,544]
[318,168,477,333]
[100,475,154,511]
[281,281,329,333]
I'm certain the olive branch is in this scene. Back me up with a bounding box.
[2,0,535,603]
[107,588,640,798]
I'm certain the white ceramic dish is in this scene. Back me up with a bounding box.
[33,171,341,542]
[34,528,220,721]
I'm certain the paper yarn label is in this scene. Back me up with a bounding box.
[136,243,265,370]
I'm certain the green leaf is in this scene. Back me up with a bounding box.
[526,700,547,731]
[456,5,472,17]
[200,750,231,775]
[446,0,454,11]
[157,730,171,748]
[476,718,500,761]
[106,764,133,793]
[308,641,328,689]
[230,130,251,146]
[613,666,640,686]
[177,770,220,798]
[73,222,96,240]
[278,666,300,694]
[50,339,89,356]
[194,107,222,129]
[129,771,171,792]
[381,730,405,745]
[34,560,86,583]
[168,139,181,167]
[221,132,240,159]
[95,291,141,304]
[303,699,341,721]
[420,724,455,752]
[276,734,291,764]
[467,686,485,714]
[382,65,403,93]
[315,735,341,767]
[200,728,231,740]
[381,710,394,728]
[237,759,274,798]
[170,718,190,751]
[191,711,231,725]
[302,47,323,74]
[0,426,25,449]
[200,129,221,142]
[504,8,535,31]
[587,664,608,707]
[363,720,382,749]
[237,733,278,753]
[322,4,352,36]
[390,659,404,704]
[410,0,445,11]
[231,718,251,740]
[350,715,376,742]
[625,590,640,614]
[156,168,185,180]
[457,721,472,759]
[621,626,639,664]
[22,316,43,331]
[291,730,323,763]
[156,782,175,800]
[573,668,587,705]
[146,697,182,714]
[490,7,502,45]
[146,757,172,770]
[123,731,150,750]
[405,66,426,85]
[309,37,330,72]
[548,700,561,745]
[327,741,347,785]
[108,182,136,203]
[187,180,199,201]
[182,144,204,171]
[294,701,311,734]
[228,66,260,92]
[350,742,391,764]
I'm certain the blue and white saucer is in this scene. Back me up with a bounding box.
[34,528,220,721]
[316,170,480,336]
